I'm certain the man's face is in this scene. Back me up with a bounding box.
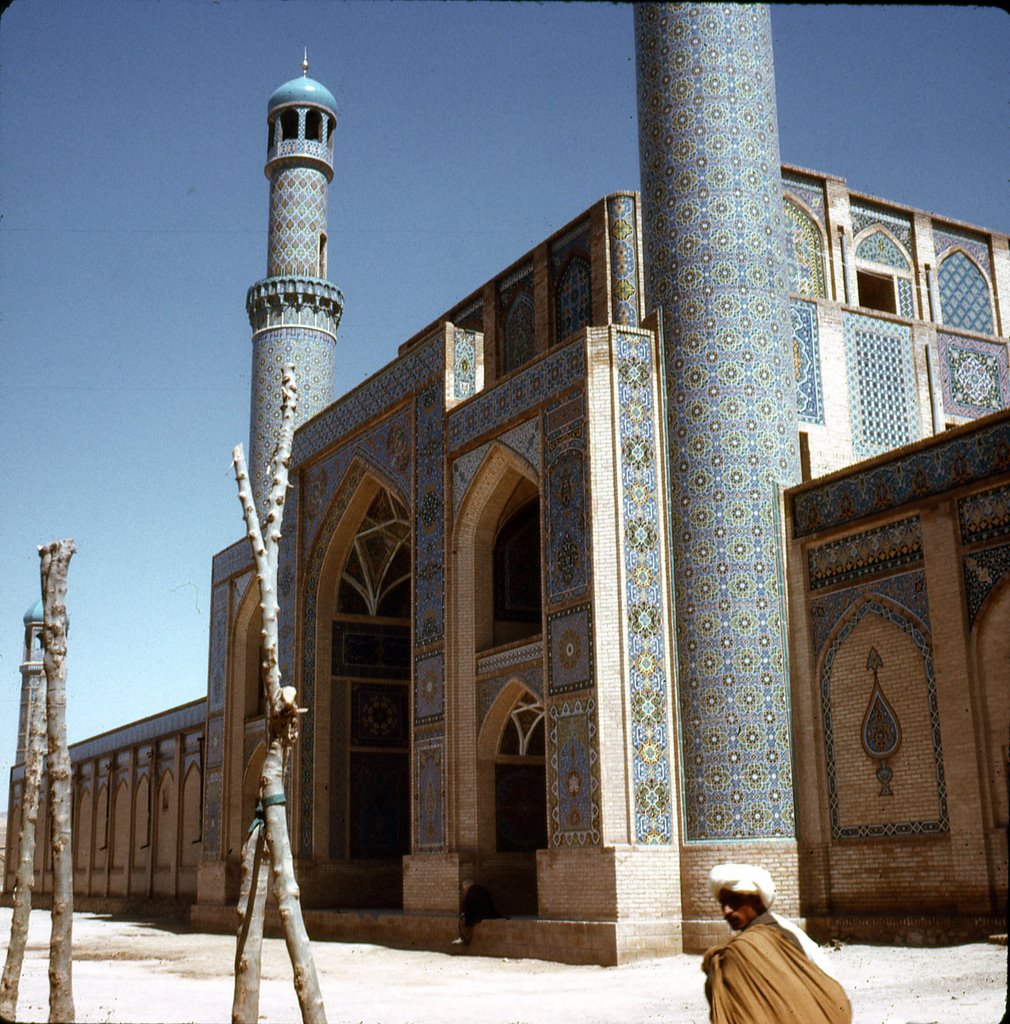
[718,888,764,930]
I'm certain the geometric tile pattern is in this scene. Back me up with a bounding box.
[447,338,585,452]
[615,331,672,844]
[551,220,591,343]
[807,516,923,590]
[414,382,445,647]
[477,665,544,731]
[212,538,253,585]
[414,651,445,725]
[958,483,1010,545]
[500,263,535,376]
[819,596,948,839]
[548,698,600,847]
[451,417,541,521]
[963,542,1010,627]
[543,392,590,604]
[208,584,229,713]
[607,194,640,326]
[452,296,484,333]
[415,732,445,852]
[784,198,826,298]
[897,278,914,319]
[293,334,443,465]
[843,312,918,459]
[932,224,991,278]
[855,230,910,271]
[453,329,477,400]
[781,173,825,226]
[849,201,912,252]
[636,3,799,841]
[546,603,593,696]
[249,326,336,511]
[268,166,328,277]
[475,639,544,679]
[792,299,824,424]
[938,250,994,336]
[938,332,1008,418]
[792,415,1010,538]
[808,569,930,661]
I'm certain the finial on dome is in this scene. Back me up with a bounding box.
[302,48,309,77]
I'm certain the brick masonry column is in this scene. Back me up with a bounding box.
[634,2,801,915]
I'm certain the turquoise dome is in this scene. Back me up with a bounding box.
[268,76,336,115]
[23,598,43,625]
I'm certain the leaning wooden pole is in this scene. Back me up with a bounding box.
[230,365,326,1024]
[0,673,48,1020]
[39,539,76,1024]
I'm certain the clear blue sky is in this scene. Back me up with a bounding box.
[1,2,1007,809]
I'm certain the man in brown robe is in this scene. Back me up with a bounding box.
[702,863,851,1024]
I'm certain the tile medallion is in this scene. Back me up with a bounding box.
[548,698,601,847]
[937,332,1008,418]
[414,650,445,725]
[453,329,477,400]
[635,3,799,841]
[547,603,594,696]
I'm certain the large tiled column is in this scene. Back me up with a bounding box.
[635,4,802,948]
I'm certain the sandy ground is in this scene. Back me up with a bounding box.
[0,908,1004,1024]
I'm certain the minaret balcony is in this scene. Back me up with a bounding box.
[247,274,344,338]
[266,138,333,178]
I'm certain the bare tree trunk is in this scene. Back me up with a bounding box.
[230,365,327,1024]
[40,539,76,1024]
[0,674,48,1020]
[232,812,269,1024]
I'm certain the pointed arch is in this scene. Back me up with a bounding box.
[854,226,912,271]
[938,248,994,335]
[181,761,203,868]
[155,768,176,871]
[554,252,591,344]
[111,780,130,871]
[783,194,826,298]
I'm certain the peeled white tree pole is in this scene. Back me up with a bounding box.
[231,365,327,1024]
[0,673,48,1020]
[232,806,269,1024]
[39,539,76,1024]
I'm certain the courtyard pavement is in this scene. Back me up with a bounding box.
[0,908,1005,1023]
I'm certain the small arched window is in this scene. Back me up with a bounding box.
[305,109,322,142]
[279,109,299,142]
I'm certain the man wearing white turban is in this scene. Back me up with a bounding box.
[701,863,851,1024]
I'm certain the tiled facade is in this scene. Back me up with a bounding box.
[10,13,1009,961]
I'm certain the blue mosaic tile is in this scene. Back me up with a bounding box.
[820,597,948,839]
[615,331,673,844]
[958,483,1010,545]
[938,250,994,336]
[781,173,826,226]
[414,651,445,725]
[963,542,1010,626]
[546,603,593,696]
[548,698,600,846]
[453,329,477,400]
[636,3,799,841]
[932,224,991,278]
[784,198,826,298]
[792,299,823,424]
[452,417,541,521]
[843,312,918,459]
[793,415,1010,538]
[849,201,912,252]
[212,539,252,585]
[447,339,585,452]
[499,263,535,375]
[938,332,1008,418]
[477,665,543,729]
[897,278,914,319]
[855,230,910,271]
[807,516,922,591]
[415,730,445,852]
[414,382,445,647]
[544,392,590,604]
[551,221,592,344]
[607,195,640,327]
[208,584,229,713]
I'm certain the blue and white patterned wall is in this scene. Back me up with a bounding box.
[635,3,800,841]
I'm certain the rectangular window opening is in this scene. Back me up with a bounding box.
[856,269,897,314]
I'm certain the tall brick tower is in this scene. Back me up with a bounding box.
[635,5,802,945]
[247,55,343,510]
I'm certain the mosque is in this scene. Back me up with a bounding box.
[5,6,1008,963]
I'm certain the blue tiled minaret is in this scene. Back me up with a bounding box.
[247,55,343,510]
[635,6,801,844]
[16,600,45,764]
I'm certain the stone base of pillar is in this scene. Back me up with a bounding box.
[402,851,475,915]
[196,858,241,906]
